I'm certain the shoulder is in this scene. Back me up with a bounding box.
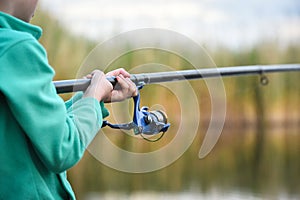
[0,28,45,58]
[0,29,53,78]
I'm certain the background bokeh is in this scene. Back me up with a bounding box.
[32,1,300,199]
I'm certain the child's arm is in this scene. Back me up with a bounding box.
[0,38,104,173]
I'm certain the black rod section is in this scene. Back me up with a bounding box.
[54,64,300,94]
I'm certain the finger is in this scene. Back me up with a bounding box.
[118,69,130,78]
[120,77,137,96]
[91,70,105,84]
[116,74,130,90]
[125,78,138,96]
[91,70,102,76]
[83,70,97,79]
[106,68,130,78]
[84,70,99,80]
[83,74,93,79]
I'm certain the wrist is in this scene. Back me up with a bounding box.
[83,90,101,102]
[103,95,111,103]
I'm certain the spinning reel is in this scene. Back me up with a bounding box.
[102,85,170,142]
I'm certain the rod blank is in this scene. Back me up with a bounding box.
[53,64,300,94]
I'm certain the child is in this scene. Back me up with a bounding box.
[0,0,137,199]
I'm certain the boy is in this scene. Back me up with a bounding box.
[0,0,137,199]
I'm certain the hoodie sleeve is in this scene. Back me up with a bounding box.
[65,92,109,118]
[0,37,108,173]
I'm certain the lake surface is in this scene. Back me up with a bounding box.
[69,126,300,200]
[85,190,299,200]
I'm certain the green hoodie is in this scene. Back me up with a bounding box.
[0,12,109,199]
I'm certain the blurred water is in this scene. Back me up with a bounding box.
[69,127,300,200]
[85,190,299,200]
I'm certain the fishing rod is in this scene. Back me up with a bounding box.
[54,64,300,93]
[53,64,300,141]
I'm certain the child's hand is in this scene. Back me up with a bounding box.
[105,68,138,102]
[83,70,113,102]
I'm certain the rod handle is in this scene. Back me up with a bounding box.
[54,76,117,94]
